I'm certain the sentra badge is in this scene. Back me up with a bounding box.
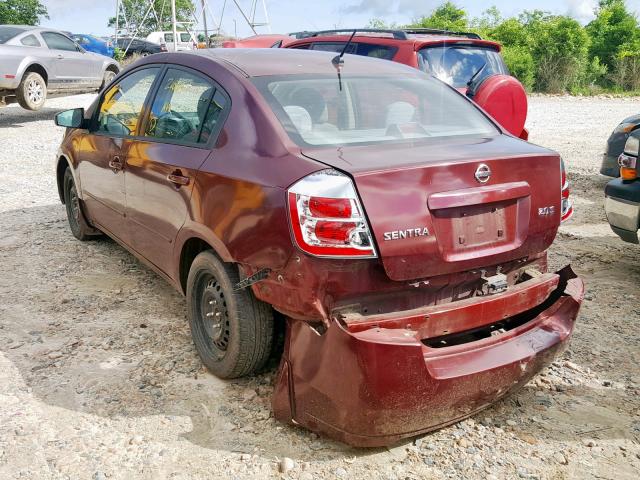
[383,227,430,241]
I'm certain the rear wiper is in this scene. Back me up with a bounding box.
[467,61,487,87]
[332,30,357,91]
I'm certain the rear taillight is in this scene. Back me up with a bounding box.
[287,170,377,258]
[560,158,573,222]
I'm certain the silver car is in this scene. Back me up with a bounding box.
[0,25,120,111]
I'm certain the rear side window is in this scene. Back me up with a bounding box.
[41,32,78,52]
[0,26,24,44]
[97,67,160,136]
[145,68,227,145]
[21,35,41,47]
[180,33,191,43]
[309,42,397,60]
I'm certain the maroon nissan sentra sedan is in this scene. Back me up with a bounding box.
[54,49,583,447]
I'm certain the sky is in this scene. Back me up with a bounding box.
[39,0,640,38]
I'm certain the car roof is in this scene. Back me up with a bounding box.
[0,25,32,31]
[287,31,501,51]
[191,48,423,77]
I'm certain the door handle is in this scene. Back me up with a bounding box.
[167,171,190,187]
[56,54,64,59]
[108,156,123,173]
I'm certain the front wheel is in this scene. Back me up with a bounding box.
[16,72,47,111]
[186,251,274,379]
[63,168,99,241]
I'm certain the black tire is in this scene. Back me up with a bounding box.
[101,69,117,90]
[63,168,98,241]
[16,71,47,111]
[186,251,274,379]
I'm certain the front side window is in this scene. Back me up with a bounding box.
[21,34,41,47]
[41,32,78,52]
[253,74,498,148]
[310,42,397,60]
[145,68,227,144]
[97,67,160,136]
[418,46,508,88]
[164,33,174,43]
[180,33,191,43]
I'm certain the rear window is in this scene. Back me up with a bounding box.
[0,26,24,44]
[418,46,508,89]
[252,74,498,148]
[309,42,397,60]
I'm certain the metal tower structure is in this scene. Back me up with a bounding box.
[114,0,272,50]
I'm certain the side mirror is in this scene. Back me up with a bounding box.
[55,108,85,128]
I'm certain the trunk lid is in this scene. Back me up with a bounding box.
[303,135,561,281]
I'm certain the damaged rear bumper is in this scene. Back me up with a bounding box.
[272,266,583,447]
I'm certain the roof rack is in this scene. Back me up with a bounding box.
[294,28,481,41]
[402,28,481,40]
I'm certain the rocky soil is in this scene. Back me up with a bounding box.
[0,95,639,479]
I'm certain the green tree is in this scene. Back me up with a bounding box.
[586,0,639,70]
[487,18,529,47]
[471,6,502,33]
[501,45,535,90]
[0,0,48,25]
[109,0,195,37]
[366,18,399,29]
[408,1,468,31]
[531,16,590,92]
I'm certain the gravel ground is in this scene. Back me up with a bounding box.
[1,94,639,480]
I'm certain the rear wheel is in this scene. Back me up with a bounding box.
[187,251,274,379]
[63,168,98,241]
[16,72,47,111]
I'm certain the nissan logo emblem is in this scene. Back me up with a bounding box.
[475,164,491,183]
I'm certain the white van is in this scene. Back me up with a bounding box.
[146,31,196,51]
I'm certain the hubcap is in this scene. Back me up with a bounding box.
[27,80,43,103]
[200,278,230,351]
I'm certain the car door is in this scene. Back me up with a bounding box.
[40,31,101,88]
[77,66,161,244]
[124,66,229,274]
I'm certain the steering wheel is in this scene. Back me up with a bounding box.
[152,110,193,138]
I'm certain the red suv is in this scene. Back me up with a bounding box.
[54,49,583,447]
[286,28,529,140]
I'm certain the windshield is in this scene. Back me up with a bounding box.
[252,74,498,148]
[0,26,25,44]
[418,46,508,89]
